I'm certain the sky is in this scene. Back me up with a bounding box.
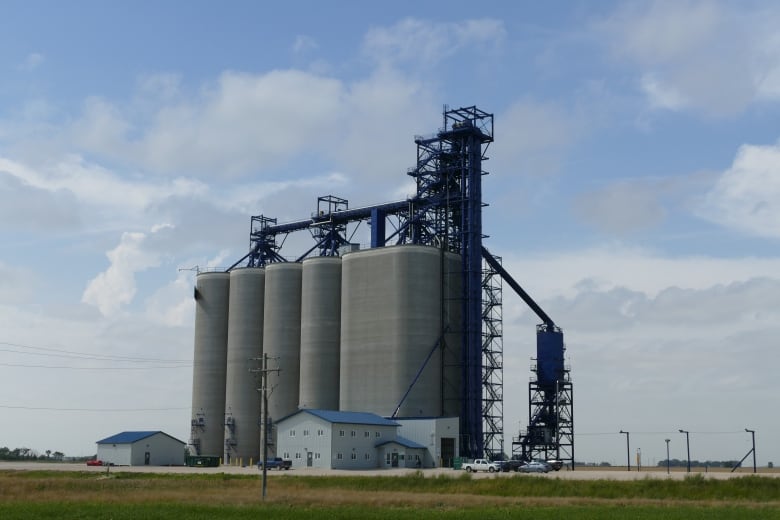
[1,0,779,466]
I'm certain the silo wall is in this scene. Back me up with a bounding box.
[299,257,342,410]
[262,262,302,457]
[190,272,230,457]
[340,245,444,417]
[224,268,264,464]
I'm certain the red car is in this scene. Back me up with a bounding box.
[86,459,103,466]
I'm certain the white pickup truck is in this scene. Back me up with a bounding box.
[462,458,500,473]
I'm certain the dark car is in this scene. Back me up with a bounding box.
[499,460,523,472]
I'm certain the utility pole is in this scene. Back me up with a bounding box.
[252,353,280,500]
[665,439,670,475]
[746,428,756,474]
[679,429,690,473]
[619,430,630,471]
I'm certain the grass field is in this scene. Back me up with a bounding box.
[1,469,779,519]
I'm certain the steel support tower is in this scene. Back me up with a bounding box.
[226,106,538,459]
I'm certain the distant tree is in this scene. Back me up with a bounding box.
[769,462,774,469]
[45,450,51,459]
[53,451,64,461]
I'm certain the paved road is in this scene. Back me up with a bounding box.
[1,461,776,480]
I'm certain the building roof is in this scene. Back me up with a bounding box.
[96,431,185,445]
[376,435,426,449]
[287,409,399,427]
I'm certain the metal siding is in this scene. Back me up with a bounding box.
[96,444,132,466]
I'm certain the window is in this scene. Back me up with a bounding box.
[317,429,324,436]
[303,429,309,437]
[400,454,405,461]
[289,430,296,437]
[386,453,390,464]
[295,453,301,459]
[364,431,370,438]
[339,430,345,437]
[364,453,371,460]
[350,430,356,437]
[283,452,290,459]
[337,453,343,460]
[375,431,381,437]
[350,453,357,460]
[315,453,321,459]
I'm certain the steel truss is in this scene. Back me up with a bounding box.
[230,106,498,459]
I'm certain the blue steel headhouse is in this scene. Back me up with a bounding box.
[227,105,573,463]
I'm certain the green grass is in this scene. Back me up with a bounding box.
[2,470,779,519]
[0,502,778,520]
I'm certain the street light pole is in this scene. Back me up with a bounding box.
[665,439,670,475]
[619,430,630,471]
[745,429,756,474]
[679,429,690,473]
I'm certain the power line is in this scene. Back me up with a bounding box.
[0,341,190,364]
[0,362,190,370]
[0,404,188,412]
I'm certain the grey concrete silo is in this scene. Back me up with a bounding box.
[224,267,264,464]
[340,245,452,417]
[262,262,302,456]
[299,256,342,410]
[190,271,230,457]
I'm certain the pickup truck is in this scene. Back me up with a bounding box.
[257,457,292,470]
[462,458,500,473]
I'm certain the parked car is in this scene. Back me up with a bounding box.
[546,460,564,471]
[498,460,523,472]
[257,457,292,470]
[86,459,103,466]
[461,459,500,473]
[519,461,550,473]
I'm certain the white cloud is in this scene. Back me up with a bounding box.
[292,35,318,54]
[363,18,506,67]
[82,229,165,316]
[639,74,688,110]
[491,99,580,177]
[697,141,780,238]
[597,1,778,116]
[572,178,681,236]
[19,52,44,71]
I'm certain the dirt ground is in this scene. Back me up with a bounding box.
[1,461,777,480]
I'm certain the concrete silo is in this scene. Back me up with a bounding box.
[340,245,458,417]
[299,256,341,410]
[190,272,230,457]
[224,267,264,465]
[262,262,302,456]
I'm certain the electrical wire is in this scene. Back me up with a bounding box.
[0,404,188,412]
[0,341,190,364]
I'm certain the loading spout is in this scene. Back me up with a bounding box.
[481,246,555,328]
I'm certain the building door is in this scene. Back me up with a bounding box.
[440,438,455,468]
[307,452,313,467]
[144,452,151,465]
[391,453,399,468]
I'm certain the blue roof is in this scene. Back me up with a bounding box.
[376,435,426,449]
[296,409,399,427]
[96,431,184,445]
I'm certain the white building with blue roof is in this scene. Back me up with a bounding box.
[96,431,185,466]
[276,410,454,470]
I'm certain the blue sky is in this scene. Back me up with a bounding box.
[1,1,779,466]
